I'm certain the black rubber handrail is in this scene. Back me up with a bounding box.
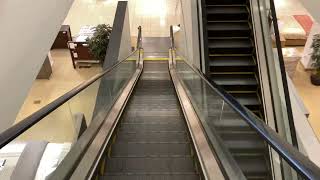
[173,51,320,179]
[268,0,299,148]
[0,26,142,149]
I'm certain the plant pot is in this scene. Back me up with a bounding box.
[310,74,320,86]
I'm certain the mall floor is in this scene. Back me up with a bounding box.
[14,0,320,143]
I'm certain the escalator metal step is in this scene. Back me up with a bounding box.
[100,174,200,180]
[210,55,254,66]
[212,75,257,86]
[210,119,251,131]
[121,115,184,124]
[206,0,247,5]
[208,38,254,54]
[207,21,250,37]
[111,142,191,157]
[119,123,186,132]
[105,157,196,173]
[235,155,269,179]
[123,110,182,117]
[221,131,266,154]
[206,5,248,21]
[233,94,261,107]
[211,74,258,92]
[116,132,188,143]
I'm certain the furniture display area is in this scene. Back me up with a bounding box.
[51,25,72,49]
[68,26,99,69]
[301,22,320,69]
[278,15,313,46]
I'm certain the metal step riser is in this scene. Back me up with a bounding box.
[207,14,248,21]
[216,85,258,92]
[116,132,189,143]
[206,0,247,5]
[119,124,186,132]
[209,48,253,54]
[105,158,196,173]
[210,66,255,72]
[111,143,191,157]
[101,174,200,180]
[208,30,250,38]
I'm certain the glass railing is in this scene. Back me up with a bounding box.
[251,0,298,147]
[174,56,320,179]
[0,50,139,179]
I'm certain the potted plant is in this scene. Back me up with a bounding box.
[310,34,320,85]
[87,24,112,63]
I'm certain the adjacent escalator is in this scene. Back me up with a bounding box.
[202,0,272,179]
[100,61,201,180]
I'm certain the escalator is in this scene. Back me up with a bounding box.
[205,0,263,117]
[101,61,201,180]
[0,12,320,180]
[202,0,272,178]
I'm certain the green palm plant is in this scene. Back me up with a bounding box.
[310,34,320,85]
[87,24,112,62]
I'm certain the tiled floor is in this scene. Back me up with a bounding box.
[292,63,320,139]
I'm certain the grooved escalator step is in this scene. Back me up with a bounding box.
[220,131,266,154]
[111,142,191,157]
[211,75,257,86]
[208,113,244,122]
[140,73,171,80]
[234,155,269,180]
[206,0,247,5]
[123,110,181,117]
[210,55,255,66]
[105,157,196,174]
[119,123,186,132]
[121,115,184,124]
[208,38,253,54]
[116,132,189,143]
[206,5,249,21]
[129,96,178,105]
[232,94,261,107]
[210,119,251,131]
[100,174,200,180]
[135,80,173,88]
[207,22,250,37]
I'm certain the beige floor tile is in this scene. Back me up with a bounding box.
[15,49,101,143]
[292,63,320,140]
